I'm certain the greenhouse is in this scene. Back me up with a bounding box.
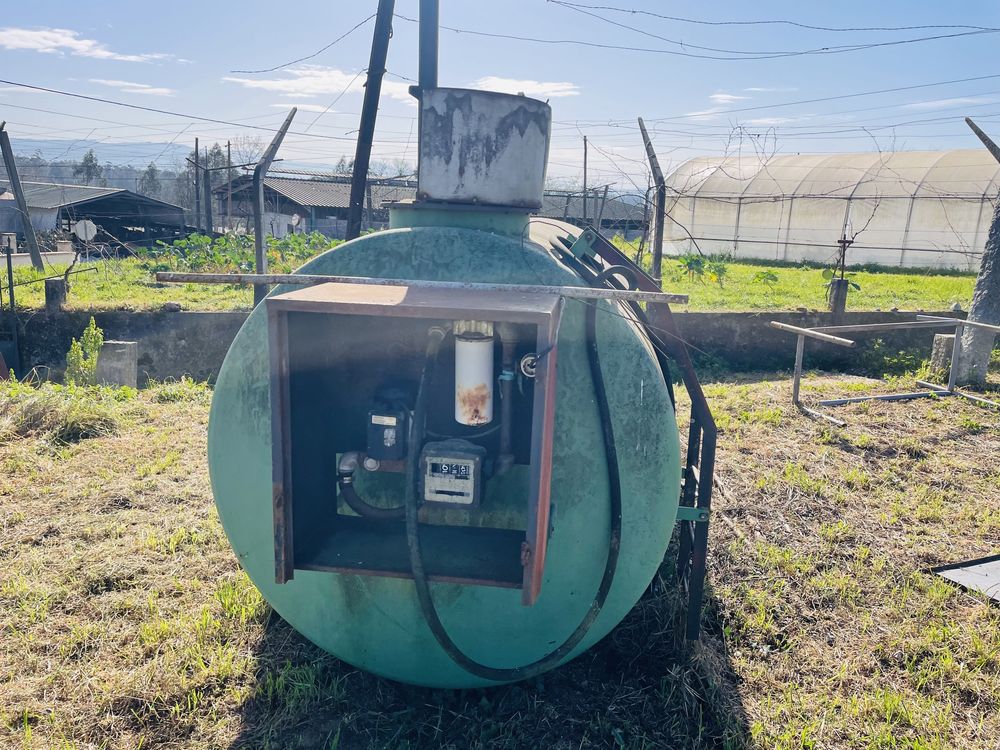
[662,149,999,271]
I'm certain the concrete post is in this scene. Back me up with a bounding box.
[929,333,955,382]
[44,279,67,311]
[96,341,138,388]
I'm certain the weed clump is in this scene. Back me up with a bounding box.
[0,380,129,443]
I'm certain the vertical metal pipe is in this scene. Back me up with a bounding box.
[419,0,439,90]
[792,334,805,405]
[638,118,665,288]
[347,0,396,241]
[226,140,232,231]
[582,136,588,226]
[252,109,297,306]
[0,124,44,271]
[194,137,201,231]
[947,323,962,392]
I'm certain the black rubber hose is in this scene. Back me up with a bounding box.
[405,305,624,681]
[338,478,406,521]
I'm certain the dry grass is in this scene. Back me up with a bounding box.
[0,374,997,749]
[701,374,1000,749]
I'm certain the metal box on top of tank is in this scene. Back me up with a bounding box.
[266,281,563,605]
[417,88,551,209]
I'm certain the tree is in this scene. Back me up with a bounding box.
[73,149,103,186]
[138,162,161,198]
[954,118,1000,386]
[954,198,999,385]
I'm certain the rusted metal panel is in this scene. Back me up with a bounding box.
[522,298,564,605]
[268,307,295,583]
[417,88,551,209]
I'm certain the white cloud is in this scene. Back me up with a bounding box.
[268,103,335,113]
[0,27,170,62]
[223,65,412,102]
[709,92,750,104]
[741,116,798,126]
[468,76,580,98]
[905,96,995,110]
[89,79,175,96]
[683,107,727,121]
[743,86,798,93]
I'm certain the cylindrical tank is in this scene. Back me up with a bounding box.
[208,208,682,688]
[417,88,551,209]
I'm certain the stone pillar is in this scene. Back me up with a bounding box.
[44,278,67,311]
[96,341,138,388]
[929,333,955,382]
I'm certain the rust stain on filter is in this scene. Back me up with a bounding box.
[457,383,491,424]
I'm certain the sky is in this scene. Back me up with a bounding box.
[1,0,1000,193]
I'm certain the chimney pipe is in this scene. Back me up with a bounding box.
[419,0,439,90]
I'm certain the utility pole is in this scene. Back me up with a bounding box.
[346,0,396,241]
[252,108,297,306]
[954,116,1000,385]
[582,136,588,226]
[638,117,665,287]
[194,137,201,231]
[0,123,44,270]
[202,147,214,234]
[227,140,232,231]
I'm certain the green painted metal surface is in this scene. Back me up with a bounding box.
[208,219,682,688]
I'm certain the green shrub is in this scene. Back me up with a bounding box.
[65,317,103,386]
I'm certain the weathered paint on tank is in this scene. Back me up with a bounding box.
[417,88,551,209]
[207,224,681,688]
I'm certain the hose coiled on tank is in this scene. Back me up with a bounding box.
[404,301,623,682]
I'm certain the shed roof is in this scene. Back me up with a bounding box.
[0,181,184,212]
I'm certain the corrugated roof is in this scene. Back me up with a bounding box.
[17,182,123,209]
[225,175,644,222]
[255,177,417,209]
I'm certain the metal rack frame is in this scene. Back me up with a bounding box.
[771,315,1000,426]
[582,229,715,641]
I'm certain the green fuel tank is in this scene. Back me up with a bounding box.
[207,90,683,688]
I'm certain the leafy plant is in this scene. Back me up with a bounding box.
[134,232,337,276]
[706,260,729,287]
[65,317,104,386]
[677,254,706,281]
[752,270,779,287]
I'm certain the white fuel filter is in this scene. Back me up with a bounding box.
[454,321,494,426]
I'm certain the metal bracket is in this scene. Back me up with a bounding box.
[567,228,599,261]
[676,506,710,523]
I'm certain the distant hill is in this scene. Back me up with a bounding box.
[8,138,191,167]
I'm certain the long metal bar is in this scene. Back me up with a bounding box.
[812,320,957,333]
[638,117,665,286]
[917,315,1000,335]
[154,271,690,304]
[0,123,44,271]
[252,108,297,306]
[818,391,952,406]
[769,321,856,347]
[915,380,1000,409]
[347,0,395,241]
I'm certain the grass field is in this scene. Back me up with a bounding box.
[1,373,998,748]
[6,253,978,314]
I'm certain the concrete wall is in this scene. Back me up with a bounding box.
[14,308,967,384]
[19,310,248,383]
[671,310,965,372]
